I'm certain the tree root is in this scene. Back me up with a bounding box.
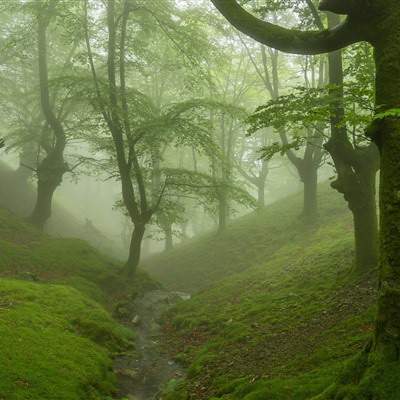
[311,342,400,400]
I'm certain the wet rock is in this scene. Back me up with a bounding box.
[131,315,140,325]
[18,272,39,282]
[116,368,139,379]
[126,395,139,400]
[114,302,131,319]
[115,289,187,399]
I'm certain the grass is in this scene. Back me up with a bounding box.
[0,207,157,399]
[0,279,131,400]
[144,184,352,293]
[155,184,381,399]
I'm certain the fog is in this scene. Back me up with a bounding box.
[0,1,390,399]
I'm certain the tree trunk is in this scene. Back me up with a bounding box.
[257,178,265,210]
[30,180,58,230]
[325,13,379,273]
[301,163,318,223]
[125,223,146,276]
[352,197,378,272]
[29,155,65,230]
[164,224,173,251]
[371,8,400,363]
[218,190,228,232]
[343,159,379,272]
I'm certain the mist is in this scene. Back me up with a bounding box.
[0,1,398,399]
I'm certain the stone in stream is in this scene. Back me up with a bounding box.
[131,315,140,325]
[115,290,189,399]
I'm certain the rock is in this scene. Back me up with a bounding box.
[116,368,139,379]
[131,315,140,325]
[18,272,39,282]
[114,302,131,319]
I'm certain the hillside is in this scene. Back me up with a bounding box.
[0,162,123,259]
[0,207,156,400]
[155,185,385,399]
[144,184,353,293]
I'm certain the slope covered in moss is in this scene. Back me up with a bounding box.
[0,207,155,400]
[155,186,381,399]
[144,184,352,293]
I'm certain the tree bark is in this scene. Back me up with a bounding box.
[30,6,67,230]
[352,189,378,272]
[324,13,379,272]
[125,223,146,276]
[257,178,266,210]
[29,154,66,229]
[372,11,400,359]
[164,223,173,251]
[212,0,400,391]
[301,163,318,222]
[218,189,228,232]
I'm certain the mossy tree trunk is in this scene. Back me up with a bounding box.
[300,159,319,223]
[323,12,379,272]
[372,7,400,361]
[29,154,67,230]
[164,223,173,251]
[30,5,68,230]
[126,222,146,276]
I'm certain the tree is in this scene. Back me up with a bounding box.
[210,0,400,397]
[309,6,379,271]
[0,1,86,230]
[30,3,69,229]
[240,20,326,222]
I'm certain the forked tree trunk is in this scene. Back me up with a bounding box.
[125,222,146,276]
[325,13,379,273]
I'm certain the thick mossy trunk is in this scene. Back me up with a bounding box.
[125,223,146,277]
[329,153,379,272]
[30,180,58,230]
[372,10,400,362]
[374,117,400,361]
[315,7,400,399]
[29,155,65,230]
[352,195,379,272]
[164,224,173,251]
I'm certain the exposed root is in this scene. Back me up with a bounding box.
[311,343,400,400]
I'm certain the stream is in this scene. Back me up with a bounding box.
[114,290,189,400]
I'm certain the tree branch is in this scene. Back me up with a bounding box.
[210,0,364,55]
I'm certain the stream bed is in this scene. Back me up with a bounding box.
[114,290,189,400]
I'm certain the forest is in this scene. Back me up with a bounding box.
[0,0,399,399]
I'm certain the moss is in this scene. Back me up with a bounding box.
[0,279,133,400]
[145,183,350,292]
[0,206,157,400]
[159,184,378,399]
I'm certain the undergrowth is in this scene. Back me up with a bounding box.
[0,207,156,399]
[157,185,380,399]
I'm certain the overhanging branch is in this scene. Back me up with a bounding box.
[210,0,364,55]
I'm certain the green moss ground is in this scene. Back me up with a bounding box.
[156,185,382,399]
[144,184,351,293]
[0,208,156,399]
